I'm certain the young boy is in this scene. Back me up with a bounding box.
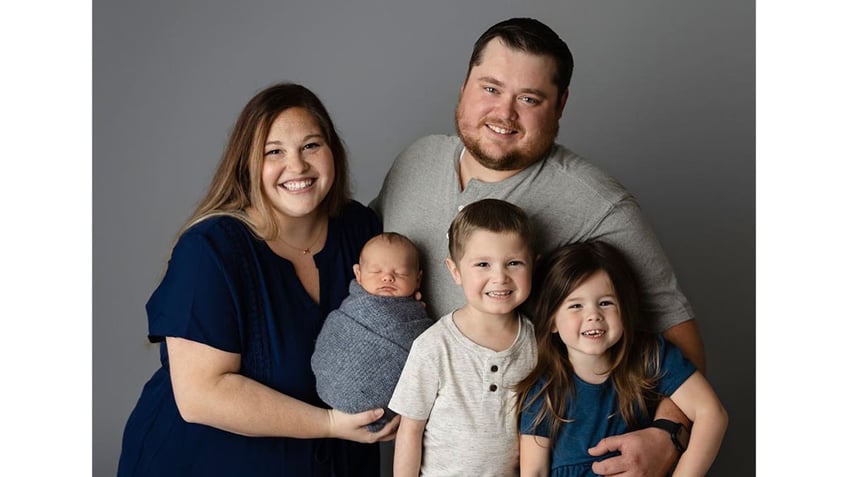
[389,199,538,476]
[311,232,433,432]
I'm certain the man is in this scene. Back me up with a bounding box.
[372,17,703,476]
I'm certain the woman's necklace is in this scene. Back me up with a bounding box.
[277,220,326,255]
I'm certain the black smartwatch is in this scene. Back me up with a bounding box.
[648,419,690,453]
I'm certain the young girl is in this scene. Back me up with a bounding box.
[517,241,727,477]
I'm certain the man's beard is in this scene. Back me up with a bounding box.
[455,110,558,172]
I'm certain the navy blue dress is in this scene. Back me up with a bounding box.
[118,201,382,476]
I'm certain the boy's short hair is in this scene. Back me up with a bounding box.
[362,232,421,269]
[448,199,534,262]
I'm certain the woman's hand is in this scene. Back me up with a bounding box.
[326,408,400,443]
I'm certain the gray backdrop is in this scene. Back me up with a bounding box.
[94,1,754,475]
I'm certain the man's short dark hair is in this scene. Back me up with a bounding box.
[465,17,574,99]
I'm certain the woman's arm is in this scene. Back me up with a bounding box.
[668,371,729,476]
[393,416,426,477]
[167,337,398,442]
[520,434,551,477]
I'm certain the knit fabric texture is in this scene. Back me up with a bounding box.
[311,280,433,432]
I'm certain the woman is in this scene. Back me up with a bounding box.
[118,82,396,476]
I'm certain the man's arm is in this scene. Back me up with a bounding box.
[662,319,705,373]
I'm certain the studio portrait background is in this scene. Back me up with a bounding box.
[93,1,754,475]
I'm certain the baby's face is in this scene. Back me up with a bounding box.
[354,241,422,297]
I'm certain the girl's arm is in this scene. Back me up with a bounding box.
[668,370,729,476]
[393,416,426,477]
[520,434,551,477]
[167,337,399,442]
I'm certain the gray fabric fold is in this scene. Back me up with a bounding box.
[311,280,433,431]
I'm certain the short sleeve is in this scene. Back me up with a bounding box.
[655,335,697,396]
[594,199,695,332]
[388,336,439,421]
[145,231,241,353]
[519,379,551,437]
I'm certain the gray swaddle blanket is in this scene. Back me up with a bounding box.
[311,280,433,432]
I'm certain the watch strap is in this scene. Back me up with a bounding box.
[648,418,688,453]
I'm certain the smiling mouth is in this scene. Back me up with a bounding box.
[280,179,314,191]
[581,330,605,337]
[487,124,518,135]
[486,290,513,298]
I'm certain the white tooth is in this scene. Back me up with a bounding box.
[282,179,313,191]
[487,291,510,297]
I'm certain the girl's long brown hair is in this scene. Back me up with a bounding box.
[515,241,662,441]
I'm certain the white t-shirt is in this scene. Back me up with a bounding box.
[389,312,538,476]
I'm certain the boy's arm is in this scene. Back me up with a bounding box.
[520,434,551,477]
[668,371,728,476]
[394,416,426,477]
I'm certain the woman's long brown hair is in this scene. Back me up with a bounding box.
[178,82,351,241]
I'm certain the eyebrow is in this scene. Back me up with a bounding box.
[265,133,323,147]
[564,294,616,303]
[477,76,549,99]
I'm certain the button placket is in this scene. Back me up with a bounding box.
[487,361,502,393]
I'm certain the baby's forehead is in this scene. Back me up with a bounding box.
[362,236,418,259]
[362,238,415,255]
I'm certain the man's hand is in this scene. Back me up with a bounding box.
[588,426,676,476]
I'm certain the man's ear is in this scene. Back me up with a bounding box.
[353,264,362,284]
[416,269,423,288]
[556,88,569,118]
[445,257,462,285]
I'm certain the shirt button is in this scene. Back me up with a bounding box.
[489,384,498,392]
[490,365,499,372]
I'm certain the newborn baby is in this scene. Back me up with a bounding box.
[311,232,433,431]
